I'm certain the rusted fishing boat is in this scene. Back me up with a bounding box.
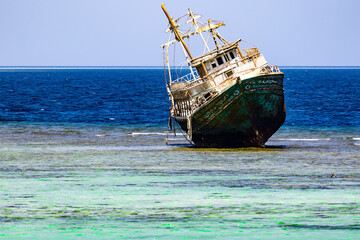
[161,4,285,147]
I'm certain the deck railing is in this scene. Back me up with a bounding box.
[174,88,219,117]
[171,71,199,84]
[260,65,281,74]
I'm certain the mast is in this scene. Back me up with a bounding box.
[208,19,220,51]
[188,9,210,52]
[161,3,193,60]
[161,4,227,80]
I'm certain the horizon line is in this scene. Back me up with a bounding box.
[0,66,359,70]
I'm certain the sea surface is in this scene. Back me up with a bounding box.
[0,68,359,239]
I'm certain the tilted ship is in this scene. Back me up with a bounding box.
[161,4,285,147]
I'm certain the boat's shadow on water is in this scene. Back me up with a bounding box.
[168,143,287,151]
[264,145,287,149]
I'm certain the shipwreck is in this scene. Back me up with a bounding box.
[161,4,286,147]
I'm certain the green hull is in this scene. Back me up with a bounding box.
[176,73,285,147]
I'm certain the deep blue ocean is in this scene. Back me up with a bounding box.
[0,68,359,239]
[0,68,359,127]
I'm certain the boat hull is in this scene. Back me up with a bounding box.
[175,73,285,147]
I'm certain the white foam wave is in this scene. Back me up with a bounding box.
[353,138,360,141]
[13,145,169,152]
[274,138,331,141]
[130,132,167,136]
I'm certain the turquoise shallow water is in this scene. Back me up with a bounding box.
[0,123,359,239]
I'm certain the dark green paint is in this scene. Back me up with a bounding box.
[177,73,285,147]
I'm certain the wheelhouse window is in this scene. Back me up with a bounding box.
[211,61,217,69]
[216,56,224,66]
[229,51,235,59]
[225,70,233,78]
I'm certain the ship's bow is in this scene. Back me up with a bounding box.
[187,73,285,147]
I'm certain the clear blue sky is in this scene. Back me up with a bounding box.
[0,0,359,66]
